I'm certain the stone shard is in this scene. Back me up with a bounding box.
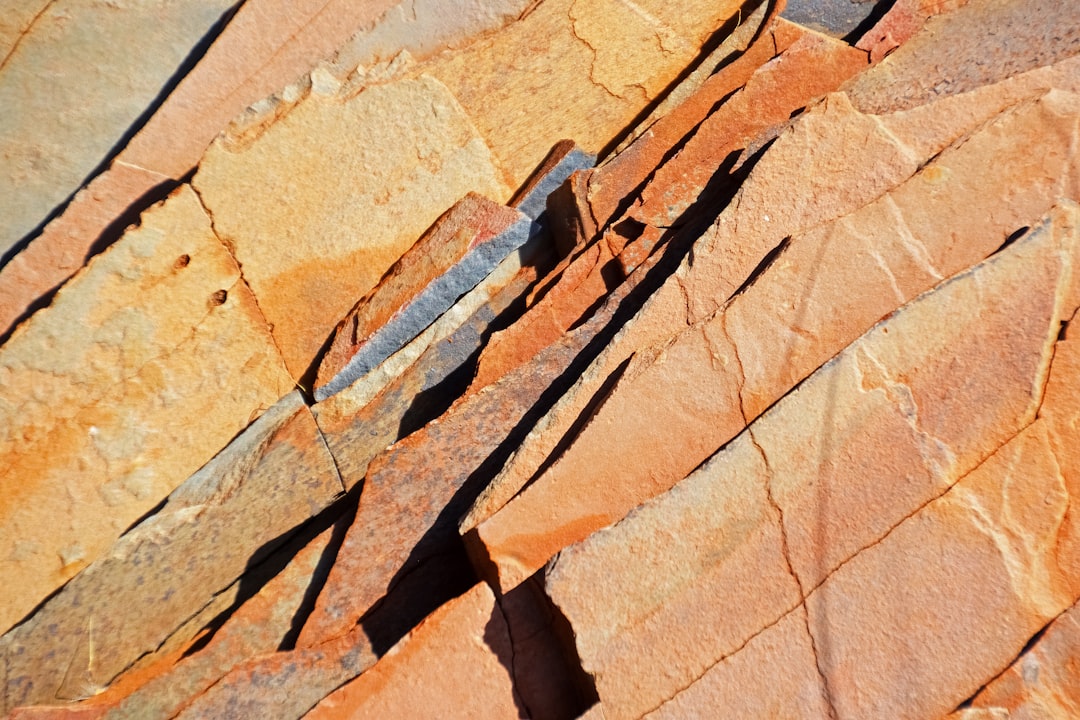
[299,183,695,648]
[854,0,969,63]
[191,74,509,380]
[304,584,521,719]
[423,0,748,190]
[0,0,236,260]
[0,391,342,713]
[0,185,293,635]
[548,201,1080,719]
[315,195,530,401]
[470,87,1080,594]
[948,599,1080,719]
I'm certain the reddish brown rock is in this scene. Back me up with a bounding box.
[842,0,1080,114]
[470,88,1080,594]
[855,0,969,62]
[0,186,293,635]
[423,0,748,190]
[548,202,1080,719]
[7,520,340,720]
[304,584,521,719]
[948,599,1080,719]
[315,194,528,399]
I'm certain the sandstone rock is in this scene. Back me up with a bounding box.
[6,519,340,720]
[469,88,1080,594]
[191,74,509,379]
[547,202,1080,719]
[0,0,236,260]
[315,195,530,400]
[300,188,694,646]
[842,0,1080,114]
[0,391,341,713]
[0,186,293,635]
[949,599,1080,719]
[855,0,969,62]
[0,0,534,341]
[305,584,521,719]
[313,142,591,411]
[0,163,172,341]
[423,0,747,190]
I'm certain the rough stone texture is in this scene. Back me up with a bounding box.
[548,202,1080,719]
[192,74,509,379]
[0,392,341,713]
[842,0,1080,114]
[470,88,1080,594]
[855,0,969,62]
[0,0,534,341]
[0,186,293,635]
[315,195,530,400]
[781,0,891,38]
[423,0,747,190]
[0,0,236,260]
[584,6,784,235]
[0,163,171,340]
[305,584,521,719]
[6,521,340,720]
[949,600,1080,719]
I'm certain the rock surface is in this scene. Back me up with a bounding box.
[191,74,509,379]
[0,186,292,635]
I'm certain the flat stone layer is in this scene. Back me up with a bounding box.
[192,74,509,379]
[471,87,1080,594]
[0,186,292,636]
[549,202,1080,719]
[305,584,520,719]
[0,392,341,713]
[315,195,530,400]
[0,0,236,259]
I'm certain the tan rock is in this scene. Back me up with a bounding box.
[0,0,236,258]
[644,607,831,719]
[304,584,521,719]
[949,600,1080,719]
[842,0,1080,114]
[470,89,1080,593]
[6,520,340,720]
[423,0,746,190]
[548,202,1080,719]
[192,74,509,379]
[0,0,534,340]
[0,164,171,341]
[0,392,342,713]
[0,185,293,634]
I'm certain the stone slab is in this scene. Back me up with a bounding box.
[423,0,747,191]
[548,201,1080,719]
[0,185,293,635]
[304,584,521,719]
[949,599,1080,719]
[469,88,1080,594]
[0,0,236,260]
[191,73,509,379]
[0,391,341,712]
[315,195,530,400]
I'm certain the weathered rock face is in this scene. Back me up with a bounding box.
[0,0,236,259]
[192,74,509,379]
[0,185,293,636]
[4,0,1080,717]
[548,202,1080,719]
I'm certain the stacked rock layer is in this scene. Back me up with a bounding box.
[2,0,1079,717]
